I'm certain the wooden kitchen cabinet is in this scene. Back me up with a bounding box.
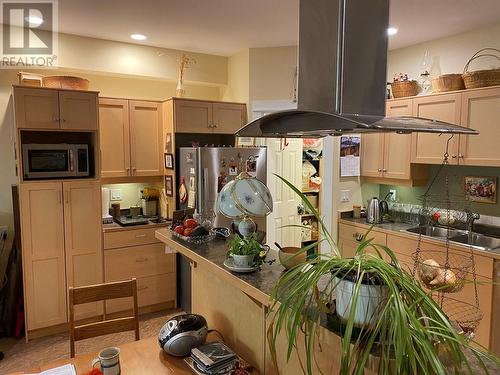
[459,87,500,166]
[99,98,162,178]
[14,86,98,130]
[14,87,59,129]
[63,180,103,320]
[103,227,176,314]
[99,98,131,178]
[170,98,246,134]
[411,93,461,164]
[129,101,163,176]
[20,182,67,330]
[338,223,387,259]
[59,90,98,130]
[361,100,427,184]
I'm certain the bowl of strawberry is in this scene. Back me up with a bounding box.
[171,218,215,244]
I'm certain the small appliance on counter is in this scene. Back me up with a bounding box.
[101,187,113,224]
[158,314,208,357]
[114,215,150,226]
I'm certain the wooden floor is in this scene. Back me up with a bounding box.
[0,309,181,374]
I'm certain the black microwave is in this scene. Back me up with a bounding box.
[22,144,90,179]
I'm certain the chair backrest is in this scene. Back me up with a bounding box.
[68,278,140,357]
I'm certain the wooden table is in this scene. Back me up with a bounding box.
[14,336,203,374]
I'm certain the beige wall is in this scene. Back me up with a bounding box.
[0,33,229,239]
[221,49,250,105]
[387,22,500,82]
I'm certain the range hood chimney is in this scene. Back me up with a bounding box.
[236,0,477,138]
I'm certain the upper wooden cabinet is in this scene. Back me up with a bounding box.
[99,98,162,178]
[411,93,461,164]
[171,98,246,134]
[99,99,131,178]
[459,87,500,166]
[14,86,98,131]
[361,100,427,184]
[129,101,163,176]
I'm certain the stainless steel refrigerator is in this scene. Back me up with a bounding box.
[178,146,267,228]
[177,146,267,311]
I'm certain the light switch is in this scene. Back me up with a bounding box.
[110,189,122,201]
[389,189,397,201]
[340,190,351,202]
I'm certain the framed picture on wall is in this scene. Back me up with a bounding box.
[165,175,174,197]
[164,153,174,169]
[465,176,497,204]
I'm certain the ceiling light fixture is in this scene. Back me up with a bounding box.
[130,33,147,41]
[387,27,398,36]
[26,16,43,26]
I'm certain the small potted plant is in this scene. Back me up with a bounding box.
[227,234,267,268]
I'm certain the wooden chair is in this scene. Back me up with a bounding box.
[68,278,140,357]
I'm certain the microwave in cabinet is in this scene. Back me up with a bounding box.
[22,143,90,179]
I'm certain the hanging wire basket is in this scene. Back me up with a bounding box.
[441,297,484,339]
[413,250,472,293]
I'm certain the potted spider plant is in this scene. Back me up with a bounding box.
[268,175,499,375]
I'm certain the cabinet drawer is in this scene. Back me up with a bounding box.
[339,223,387,245]
[105,243,174,280]
[106,273,176,313]
[104,227,160,249]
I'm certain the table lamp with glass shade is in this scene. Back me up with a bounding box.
[216,171,273,238]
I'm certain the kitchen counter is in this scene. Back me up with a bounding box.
[103,220,170,233]
[155,228,499,374]
[339,216,500,261]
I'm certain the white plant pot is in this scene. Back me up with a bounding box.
[335,277,388,328]
[231,254,255,268]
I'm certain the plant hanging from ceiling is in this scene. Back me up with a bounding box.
[176,53,196,97]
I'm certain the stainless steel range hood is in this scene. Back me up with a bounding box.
[236,0,477,138]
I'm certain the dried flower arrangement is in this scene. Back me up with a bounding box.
[177,53,196,97]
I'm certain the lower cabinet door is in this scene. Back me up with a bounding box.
[63,180,104,320]
[20,182,67,330]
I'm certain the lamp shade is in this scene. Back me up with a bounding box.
[217,172,273,218]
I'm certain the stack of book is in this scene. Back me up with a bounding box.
[188,342,237,374]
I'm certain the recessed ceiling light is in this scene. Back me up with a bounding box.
[26,16,43,26]
[130,33,146,41]
[387,27,398,36]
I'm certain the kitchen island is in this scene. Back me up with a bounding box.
[156,228,500,374]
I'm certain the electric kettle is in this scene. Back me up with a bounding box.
[366,197,381,224]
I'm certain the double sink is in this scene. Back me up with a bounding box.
[404,225,500,252]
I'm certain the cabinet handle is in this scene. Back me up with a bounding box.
[61,118,66,123]
[458,154,464,159]
[382,168,387,172]
[135,257,148,263]
[353,233,364,242]
[451,154,457,159]
[135,234,147,238]
[378,168,382,172]
[213,124,218,128]
[58,190,63,204]
[138,285,148,291]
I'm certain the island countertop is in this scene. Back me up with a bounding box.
[155,228,500,374]
[155,227,284,307]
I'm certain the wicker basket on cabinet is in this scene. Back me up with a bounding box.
[431,74,465,93]
[391,80,418,98]
[462,48,500,89]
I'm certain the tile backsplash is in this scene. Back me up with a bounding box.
[367,165,500,218]
[102,182,163,209]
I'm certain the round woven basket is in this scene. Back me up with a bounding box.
[432,74,464,93]
[391,80,418,98]
[462,48,500,89]
[42,76,90,90]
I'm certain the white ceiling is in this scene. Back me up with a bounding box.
[58,0,500,56]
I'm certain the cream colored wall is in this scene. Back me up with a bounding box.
[387,22,500,81]
[102,182,163,210]
[248,46,297,104]
[221,49,250,105]
[0,34,229,238]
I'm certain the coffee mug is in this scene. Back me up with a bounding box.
[92,347,121,375]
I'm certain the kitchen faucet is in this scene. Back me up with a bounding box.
[468,212,480,233]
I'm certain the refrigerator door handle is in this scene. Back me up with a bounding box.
[202,167,209,213]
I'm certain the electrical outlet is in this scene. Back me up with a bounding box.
[110,189,122,201]
[389,189,397,201]
[0,225,7,241]
[340,190,351,202]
